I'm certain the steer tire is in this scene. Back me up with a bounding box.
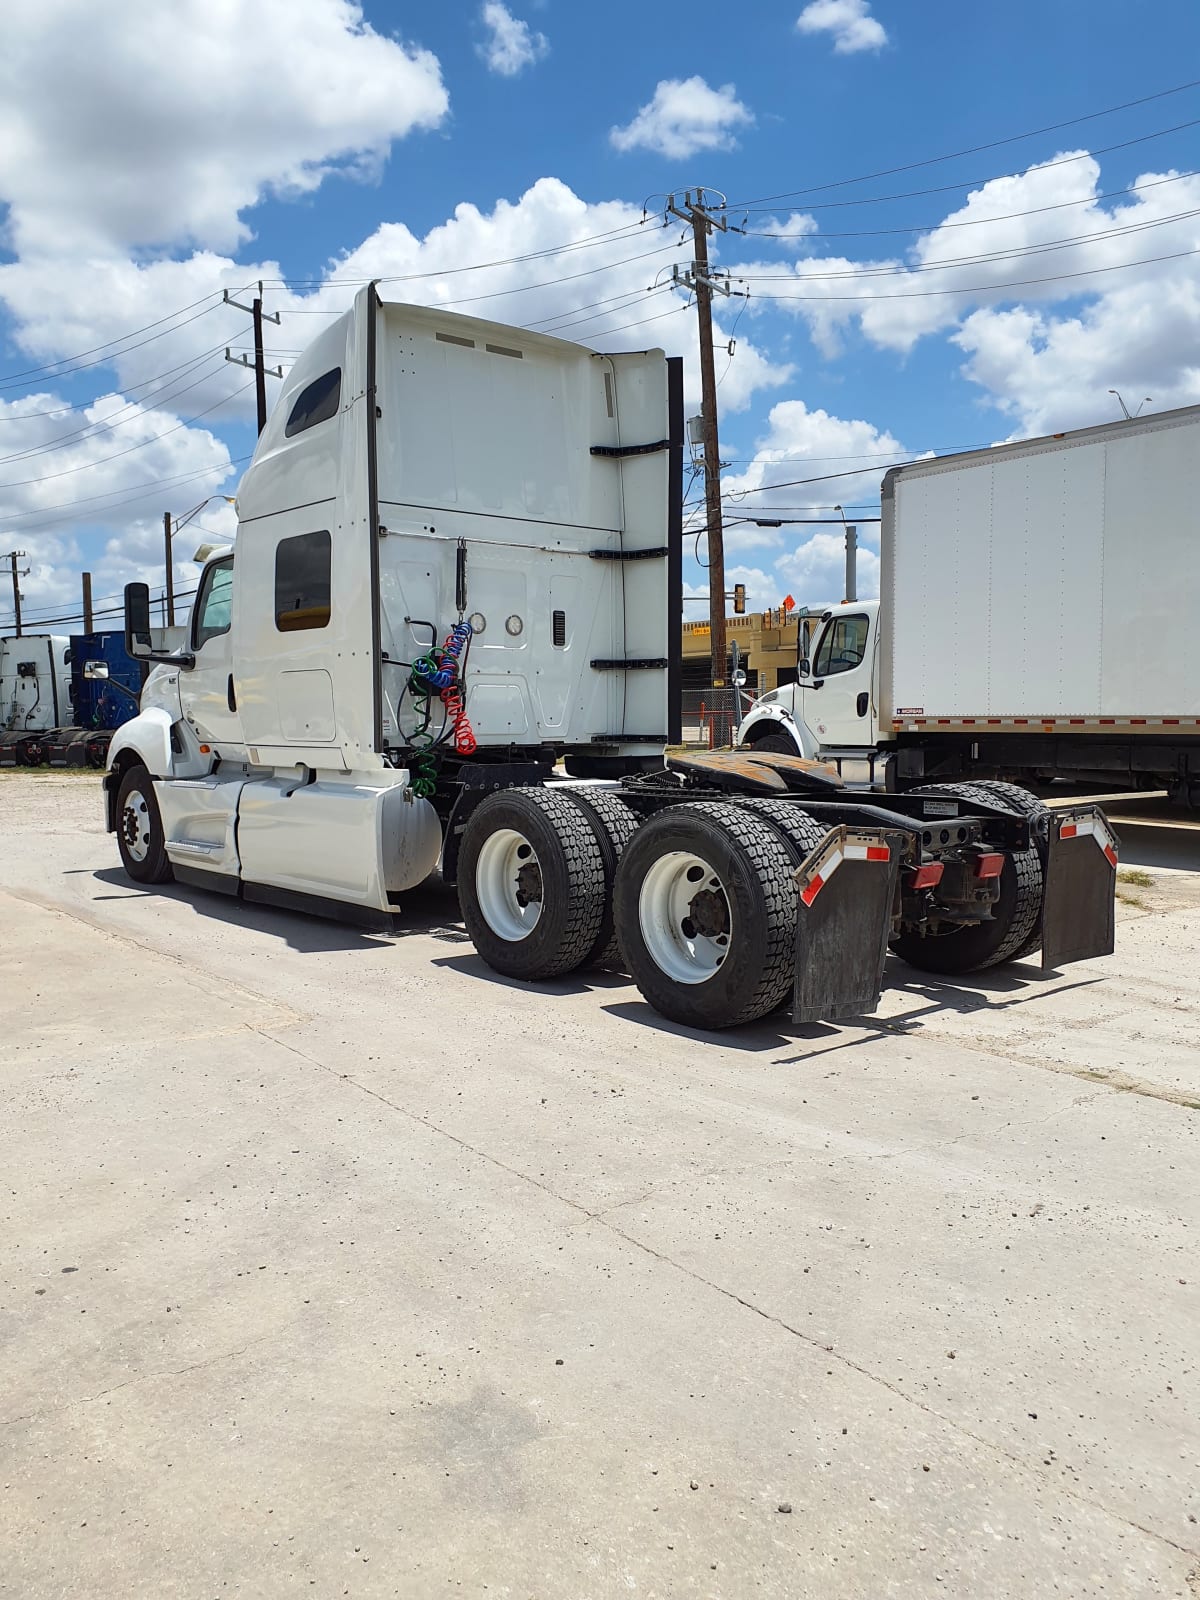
[613,800,798,1029]
[747,732,800,756]
[890,781,1042,974]
[115,763,173,885]
[556,788,640,970]
[730,796,828,866]
[458,787,607,981]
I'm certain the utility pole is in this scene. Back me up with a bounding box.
[82,571,94,633]
[4,551,28,636]
[667,189,739,689]
[163,511,175,626]
[224,282,282,434]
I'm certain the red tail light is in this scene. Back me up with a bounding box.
[973,852,1005,880]
[907,861,944,891]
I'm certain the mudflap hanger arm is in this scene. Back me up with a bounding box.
[1041,806,1119,970]
[793,826,906,1025]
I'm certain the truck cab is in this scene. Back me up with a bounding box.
[738,600,892,785]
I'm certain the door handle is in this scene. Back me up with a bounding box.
[227,674,237,713]
[856,691,869,717]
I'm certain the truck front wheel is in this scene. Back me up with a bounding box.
[115,764,173,885]
[458,788,607,980]
[746,732,800,756]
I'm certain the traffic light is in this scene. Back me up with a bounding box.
[733,583,746,615]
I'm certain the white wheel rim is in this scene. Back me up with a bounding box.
[475,827,543,942]
[121,788,152,863]
[639,850,732,985]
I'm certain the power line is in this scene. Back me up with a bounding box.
[0,382,254,492]
[741,170,1199,242]
[730,206,1200,283]
[726,78,1200,209]
[748,242,1200,303]
[0,453,252,528]
[731,118,1200,218]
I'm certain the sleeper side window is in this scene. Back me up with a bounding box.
[813,613,869,677]
[275,531,332,632]
[284,368,341,438]
[193,558,235,650]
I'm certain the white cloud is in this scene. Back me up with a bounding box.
[610,77,753,160]
[478,2,548,76]
[775,532,880,607]
[796,0,888,54]
[722,397,907,513]
[0,0,448,255]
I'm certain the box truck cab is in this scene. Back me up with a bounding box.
[739,600,892,785]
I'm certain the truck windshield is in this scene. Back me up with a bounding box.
[814,613,869,676]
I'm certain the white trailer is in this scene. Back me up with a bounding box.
[103,289,1118,1027]
[738,405,1200,808]
[0,634,74,765]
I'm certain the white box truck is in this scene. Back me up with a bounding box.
[102,288,1118,1028]
[738,405,1200,809]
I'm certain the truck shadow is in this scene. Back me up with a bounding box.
[85,867,472,955]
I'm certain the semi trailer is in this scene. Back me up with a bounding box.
[101,288,1118,1030]
[737,405,1200,808]
[1,634,74,766]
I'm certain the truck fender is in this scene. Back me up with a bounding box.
[102,709,176,833]
[737,705,817,759]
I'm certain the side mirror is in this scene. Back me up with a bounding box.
[82,661,110,681]
[124,582,153,658]
[731,668,747,688]
[798,657,811,678]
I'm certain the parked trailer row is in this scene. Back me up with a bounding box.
[102,290,1118,1030]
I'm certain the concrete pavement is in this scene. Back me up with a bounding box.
[1,773,1197,1598]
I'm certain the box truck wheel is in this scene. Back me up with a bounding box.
[747,732,799,756]
[116,764,173,886]
[613,801,797,1029]
[458,788,606,980]
[890,782,1041,974]
[556,788,639,970]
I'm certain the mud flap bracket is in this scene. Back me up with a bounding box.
[793,827,905,1024]
[1041,808,1118,969]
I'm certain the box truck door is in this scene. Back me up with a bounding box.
[803,610,875,750]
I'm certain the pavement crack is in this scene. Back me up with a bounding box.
[250,1023,1199,1565]
[4,1332,278,1430]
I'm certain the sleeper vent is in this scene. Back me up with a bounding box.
[435,332,475,348]
[552,610,567,648]
[486,343,523,359]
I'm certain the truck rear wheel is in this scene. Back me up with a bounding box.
[959,780,1050,959]
[556,788,639,969]
[116,764,173,886]
[613,801,798,1029]
[890,781,1041,974]
[458,788,606,980]
[730,796,827,864]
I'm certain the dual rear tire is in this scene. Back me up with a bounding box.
[458,788,824,1028]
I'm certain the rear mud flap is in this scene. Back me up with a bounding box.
[793,827,904,1025]
[1041,809,1118,969]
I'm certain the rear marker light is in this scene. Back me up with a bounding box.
[973,853,1005,880]
[907,861,944,891]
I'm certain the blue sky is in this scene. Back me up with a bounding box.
[2,0,1199,632]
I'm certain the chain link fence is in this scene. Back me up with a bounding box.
[679,679,759,749]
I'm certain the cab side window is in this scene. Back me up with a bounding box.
[193,558,234,650]
[814,613,869,676]
[275,530,332,632]
[284,369,341,438]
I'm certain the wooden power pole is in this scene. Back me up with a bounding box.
[224,283,282,435]
[667,189,734,688]
[5,550,27,636]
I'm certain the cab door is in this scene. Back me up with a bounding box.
[181,556,246,760]
[801,610,876,750]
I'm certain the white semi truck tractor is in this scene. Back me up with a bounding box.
[1,634,74,766]
[103,287,1119,1029]
[738,405,1200,810]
